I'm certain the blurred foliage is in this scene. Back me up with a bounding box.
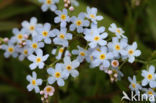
[0,0,156,103]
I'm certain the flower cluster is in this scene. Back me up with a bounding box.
[0,0,142,102]
[128,65,156,102]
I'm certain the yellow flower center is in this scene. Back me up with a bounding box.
[17,34,23,40]
[32,80,36,86]
[24,49,28,55]
[61,14,66,20]
[115,44,120,50]
[29,26,35,31]
[36,57,42,63]
[46,87,52,93]
[66,65,72,71]
[59,34,65,39]
[94,36,100,41]
[148,91,153,95]
[128,49,134,55]
[42,31,48,37]
[90,14,95,18]
[96,48,101,52]
[80,52,85,56]
[59,48,64,53]
[46,0,52,4]
[147,74,153,80]
[100,54,106,60]
[131,83,136,88]
[32,43,38,49]
[76,20,82,26]
[116,29,121,33]
[8,47,14,53]
[55,72,61,78]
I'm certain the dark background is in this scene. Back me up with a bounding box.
[0,0,156,103]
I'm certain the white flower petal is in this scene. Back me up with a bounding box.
[142,79,148,86]
[57,79,65,86]
[27,84,33,91]
[48,77,56,84]
[29,63,37,70]
[34,86,40,93]
[71,70,79,78]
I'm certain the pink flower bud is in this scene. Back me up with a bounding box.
[114,73,118,78]
[24,35,29,39]
[3,38,9,43]
[67,0,70,4]
[107,70,112,75]
[110,77,114,82]
[40,91,44,95]
[64,3,68,8]
[64,0,67,2]
[69,6,74,11]
[41,97,44,101]
[22,42,26,46]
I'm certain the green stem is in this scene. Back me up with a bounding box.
[49,59,61,67]
[118,61,126,70]
[54,84,59,103]
[135,59,147,64]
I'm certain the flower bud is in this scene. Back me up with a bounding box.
[69,6,74,11]
[3,38,9,43]
[64,3,68,8]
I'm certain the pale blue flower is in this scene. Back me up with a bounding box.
[92,46,113,68]
[62,56,80,79]
[51,47,65,60]
[108,23,126,38]
[53,28,72,47]
[47,63,66,86]
[85,7,103,24]
[39,0,59,12]
[84,24,108,48]
[26,38,44,53]
[22,17,42,37]
[26,72,42,93]
[72,46,88,63]
[37,23,55,44]
[141,65,156,88]
[70,13,89,33]
[18,46,33,61]
[126,42,141,63]
[1,41,18,58]
[142,88,156,102]
[84,23,105,35]
[11,28,27,43]
[128,75,142,94]
[28,49,49,70]
[54,9,70,27]
[108,37,128,58]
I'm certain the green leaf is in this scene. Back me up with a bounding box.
[0,21,19,31]
[28,0,41,6]
[0,85,16,93]
[0,5,36,19]
[147,0,156,43]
